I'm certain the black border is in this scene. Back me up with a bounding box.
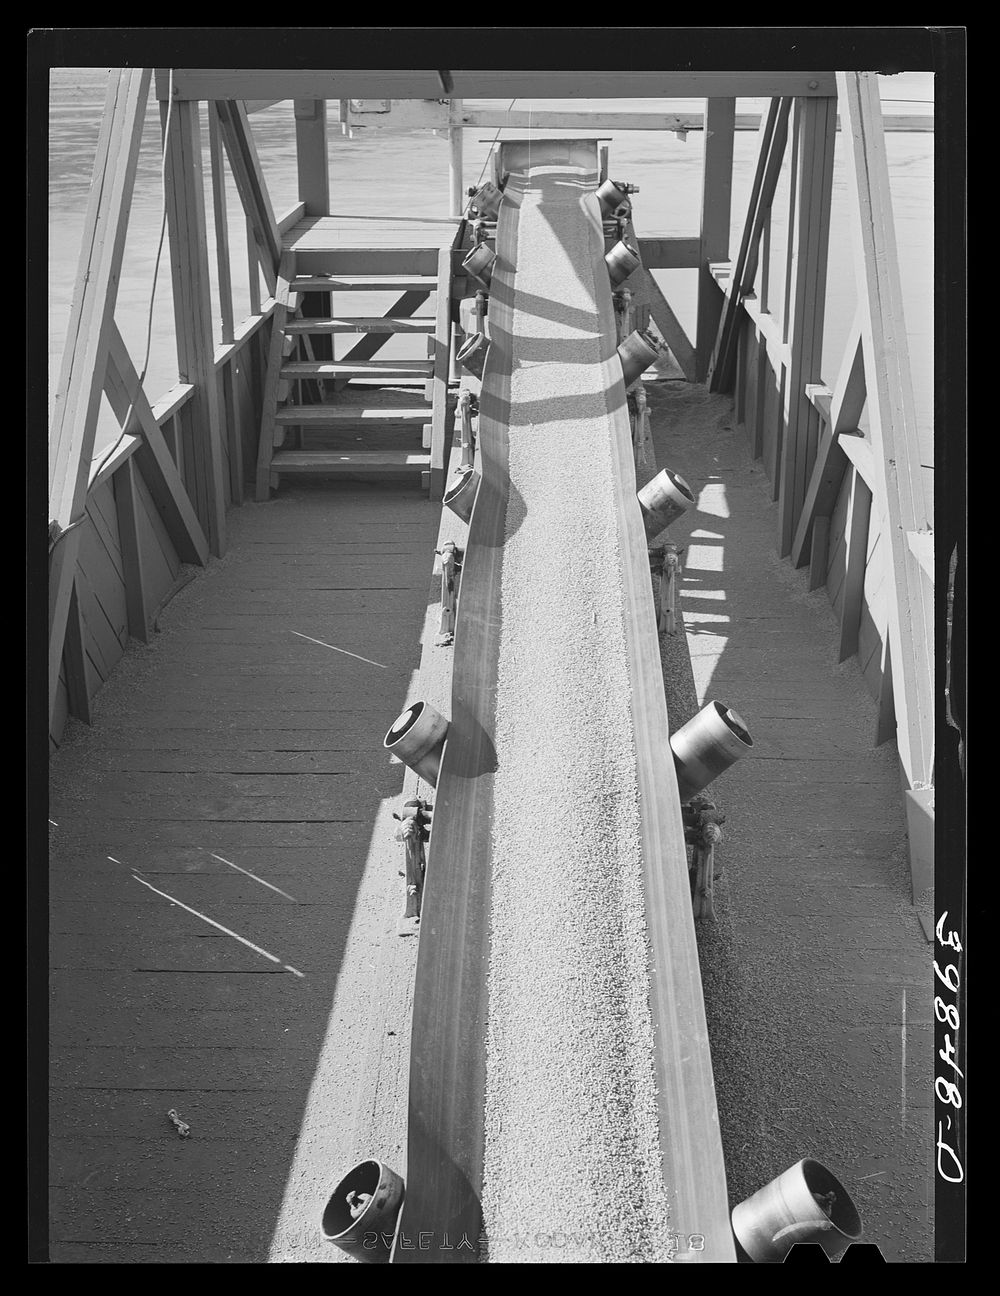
[29,25,966,1266]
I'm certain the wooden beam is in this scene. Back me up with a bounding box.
[160,69,838,102]
[218,361,244,506]
[777,95,836,556]
[215,100,281,295]
[838,467,872,663]
[161,97,228,556]
[636,236,700,269]
[624,219,696,379]
[48,68,150,733]
[875,627,896,745]
[429,247,452,500]
[246,213,261,315]
[63,576,92,725]
[113,456,151,643]
[790,315,866,567]
[696,97,735,382]
[448,101,464,218]
[807,515,830,592]
[255,252,295,500]
[907,530,934,580]
[707,98,791,393]
[103,326,209,567]
[331,290,432,392]
[207,105,235,345]
[453,107,932,133]
[294,99,330,217]
[839,70,933,788]
[838,430,876,489]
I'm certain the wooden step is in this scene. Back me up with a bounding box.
[291,275,438,293]
[284,317,436,335]
[281,360,434,379]
[270,450,431,474]
[274,405,430,424]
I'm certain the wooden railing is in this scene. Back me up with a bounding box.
[47,70,297,746]
[700,72,934,892]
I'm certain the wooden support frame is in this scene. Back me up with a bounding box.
[839,71,933,790]
[448,101,464,218]
[790,316,866,567]
[159,69,838,102]
[707,98,791,392]
[626,220,697,381]
[429,247,453,500]
[837,467,872,663]
[63,577,93,725]
[294,99,330,217]
[113,456,152,643]
[695,98,735,382]
[331,290,432,392]
[637,237,701,269]
[255,252,296,499]
[776,96,836,557]
[875,629,896,746]
[103,327,210,566]
[807,515,830,592]
[207,106,235,344]
[214,100,281,295]
[246,213,261,315]
[161,96,228,556]
[48,68,151,734]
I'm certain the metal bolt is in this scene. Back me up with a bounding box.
[808,80,819,90]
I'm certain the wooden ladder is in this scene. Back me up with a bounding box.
[255,247,453,501]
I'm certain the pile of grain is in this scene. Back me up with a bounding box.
[480,165,673,1263]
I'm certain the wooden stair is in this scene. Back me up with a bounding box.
[255,246,453,501]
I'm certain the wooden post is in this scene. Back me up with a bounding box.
[875,628,896,745]
[215,101,281,296]
[429,248,453,499]
[448,101,464,218]
[776,96,836,558]
[246,213,261,315]
[839,71,933,790]
[790,316,865,568]
[807,515,830,592]
[161,97,227,556]
[255,252,295,500]
[207,105,234,344]
[113,456,152,643]
[294,99,330,217]
[837,467,872,662]
[696,97,735,382]
[48,68,150,735]
[707,98,791,393]
[63,577,93,725]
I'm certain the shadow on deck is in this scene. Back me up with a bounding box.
[645,379,932,1264]
[48,480,438,1263]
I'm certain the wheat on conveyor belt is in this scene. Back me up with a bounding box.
[480,161,672,1263]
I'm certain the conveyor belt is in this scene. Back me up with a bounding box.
[396,140,734,1263]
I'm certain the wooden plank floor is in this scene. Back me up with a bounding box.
[644,380,932,1263]
[48,481,439,1264]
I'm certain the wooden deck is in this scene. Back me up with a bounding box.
[283,215,459,277]
[645,381,932,1263]
[48,482,438,1263]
